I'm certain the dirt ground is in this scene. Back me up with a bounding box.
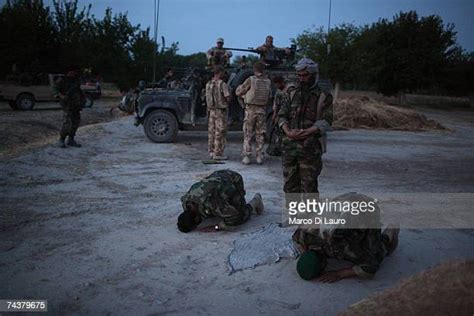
[0,101,473,314]
[0,98,126,159]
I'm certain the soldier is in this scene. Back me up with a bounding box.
[266,76,293,156]
[236,61,271,165]
[54,70,84,148]
[292,193,400,282]
[205,65,231,160]
[278,57,333,193]
[206,37,233,68]
[256,35,291,63]
[155,67,174,88]
[177,169,264,232]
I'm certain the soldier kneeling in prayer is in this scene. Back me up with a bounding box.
[177,169,264,232]
[293,193,399,283]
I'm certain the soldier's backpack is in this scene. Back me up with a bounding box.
[205,79,224,109]
[244,75,271,106]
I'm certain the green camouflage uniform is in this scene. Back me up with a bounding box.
[181,170,252,226]
[278,81,333,193]
[267,85,293,156]
[292,227,391,278]
[54,77,84,138]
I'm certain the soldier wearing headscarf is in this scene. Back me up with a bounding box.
[278,57,333,193]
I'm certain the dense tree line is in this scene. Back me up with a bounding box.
[294,11,473,96]
[1,1,472,96]
[0,0,206,89]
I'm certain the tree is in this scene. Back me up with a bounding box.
[0,0,56,75]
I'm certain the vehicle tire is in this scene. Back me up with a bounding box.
[143,110,178,143]
[83,94,94,108]
[229,69,254,90]
[8,100,18,110]
[16,93,35,110]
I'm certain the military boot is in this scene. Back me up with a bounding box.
[67,136,82,147]
[256,155,264,165]
[242,156,250,165]
[248,193,264,215]
[56,137,66,148]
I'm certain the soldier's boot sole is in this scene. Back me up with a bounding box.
[249,193,264,215]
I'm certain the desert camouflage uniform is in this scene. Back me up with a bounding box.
[181,170,252,226]
[54,76,84,139]
[236,73,271,158]
[206,47,233,67]
[278,82,333,193]
[206,78,231,156]
[256,44,287,61]
[292,227,390,278]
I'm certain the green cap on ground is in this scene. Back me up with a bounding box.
[297,250,322,280]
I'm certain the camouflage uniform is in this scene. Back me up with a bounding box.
[256,44,287,62]
[206,47,233,67]
[54,76,84,139]
[292,227,391,278]
[278,82,333,193]
[236,73,271,159]
[181,170,253,226]
[206,78,231,157]
[267,85,292,156]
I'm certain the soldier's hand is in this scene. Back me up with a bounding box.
[294,127,319,140]
[317,268,356,283]
[286,129,305,140]
[197,225,218,233]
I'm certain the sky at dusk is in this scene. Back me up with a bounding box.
[2,0,473,56]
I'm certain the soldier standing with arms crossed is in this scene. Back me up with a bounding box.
[236,61,271,165]
[205,66,231,160]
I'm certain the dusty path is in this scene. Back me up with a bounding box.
[0,107,473,314]
[0,98,125,158]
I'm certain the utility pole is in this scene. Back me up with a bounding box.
[327,0,332,55]
[152,0,161,84]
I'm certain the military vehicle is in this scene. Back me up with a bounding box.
[1,73,100,110]
[132,45,332,143]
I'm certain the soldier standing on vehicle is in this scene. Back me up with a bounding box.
[256,35,291,63]
[54,70,85,148]
[156,67,174,88]
[205,65,231,160]
[236,61,271,165]
[278,57,333,193]
[177,169,264,233]
[207,37,233,68]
